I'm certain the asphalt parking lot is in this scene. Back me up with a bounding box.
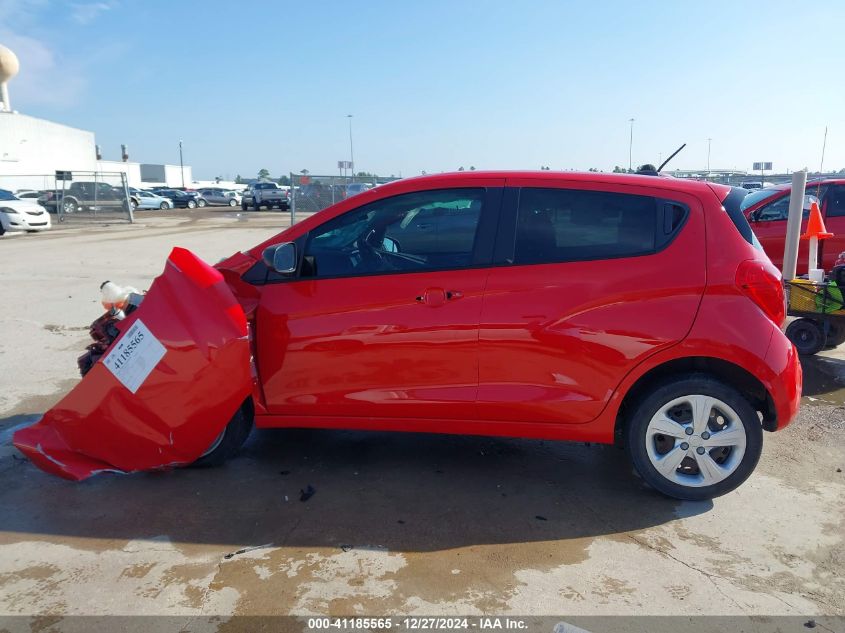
[0,211,843,622]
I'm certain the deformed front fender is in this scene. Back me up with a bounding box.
[13,247,252,481]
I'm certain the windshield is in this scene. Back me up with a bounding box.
[0,189,19,201]
[740,187,783,211]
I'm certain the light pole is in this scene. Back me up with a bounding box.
[707,137,712,177]
[628,118,635,172]
[346,114,354,182]
[178,139,185,188]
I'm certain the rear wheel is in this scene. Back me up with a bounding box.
[197,198,208,208]
[229,199,238,207]
[62,199,78,214]
[786,318,826,355]
[626,375,763,501]
[186,200,197,209]
[192,400,254,467]
[241,203,248,211]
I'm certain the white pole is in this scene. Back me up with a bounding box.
[782,169,807,281]
[809,236,818,275]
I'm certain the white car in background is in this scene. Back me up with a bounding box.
[134,190,173,210]
[0,189,52,235]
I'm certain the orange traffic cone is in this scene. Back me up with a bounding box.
[801,201,833,281]
[801,201,833,240]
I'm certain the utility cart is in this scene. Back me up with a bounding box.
[785,278,845,354]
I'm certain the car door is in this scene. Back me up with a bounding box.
[477,180,706,425]
[821,185,845,270]
[255,184,503,422]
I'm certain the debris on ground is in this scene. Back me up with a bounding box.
[300,484,316,502]
[224,543,274,560]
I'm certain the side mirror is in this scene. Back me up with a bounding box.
[262,242,297,274]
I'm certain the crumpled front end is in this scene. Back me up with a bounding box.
[13,247,252,481]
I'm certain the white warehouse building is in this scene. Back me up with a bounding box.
[0,43,192,192]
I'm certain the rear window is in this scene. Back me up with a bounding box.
[513,188,658,264]
[722,187,763,251]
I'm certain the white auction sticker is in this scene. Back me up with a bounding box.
[102,319,167,394]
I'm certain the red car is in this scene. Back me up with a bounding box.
[741,178,845,273]
[16,171,801,501]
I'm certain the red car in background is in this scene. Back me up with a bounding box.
[741,178,845,273]
[16,171,801,501]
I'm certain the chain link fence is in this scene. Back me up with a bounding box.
[0,172,133,224]
[289,173,400,224]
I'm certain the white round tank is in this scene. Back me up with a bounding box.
[0,44,19,111]
[0,44,20,82]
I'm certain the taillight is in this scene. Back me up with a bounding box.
[736,259,786,326]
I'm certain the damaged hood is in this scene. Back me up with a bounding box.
[13,247,253,480]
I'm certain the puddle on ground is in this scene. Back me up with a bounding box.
[800,354,845,405]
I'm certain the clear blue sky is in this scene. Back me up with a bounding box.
[2,0,844,180]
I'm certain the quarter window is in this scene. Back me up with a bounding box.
[304,188,484,278]
[513,188,657,264]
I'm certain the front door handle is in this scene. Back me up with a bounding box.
[415,288,463,306]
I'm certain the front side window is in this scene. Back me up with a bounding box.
[755,194,816,222]
[513,188,657,264]
[304,188,484,278]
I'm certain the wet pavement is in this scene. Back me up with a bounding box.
[0,214,843,621]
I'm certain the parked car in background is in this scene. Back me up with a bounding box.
[740,181,776,190]
[241,182,289,211]
[134,190,173,210]
[150,188,207,209]
[0,189,52,235]
[742,178,845,273]
[38,182,136,214]
[345,182,372,198]
[198,188,241,207]
[16,191,47,200]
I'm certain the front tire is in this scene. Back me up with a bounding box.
[197,198,208,208]
[187,200,197,209]
[626,374,763,501]
[159,201,171,210]
[786,318,826,355]
[192,400,254,467]
[229,199,238,207]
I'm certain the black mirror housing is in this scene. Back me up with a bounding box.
[262,242,297,274]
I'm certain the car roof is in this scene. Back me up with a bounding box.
[373,170,731,198]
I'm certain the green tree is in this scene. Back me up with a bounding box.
[458,166,465,171]
[469,166,475,171]
[258,168,271,180]
[612,166,626,173]
[235,174,243,184]
[278,174,291,186]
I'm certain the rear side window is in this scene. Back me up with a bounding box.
[513,188,659,264]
